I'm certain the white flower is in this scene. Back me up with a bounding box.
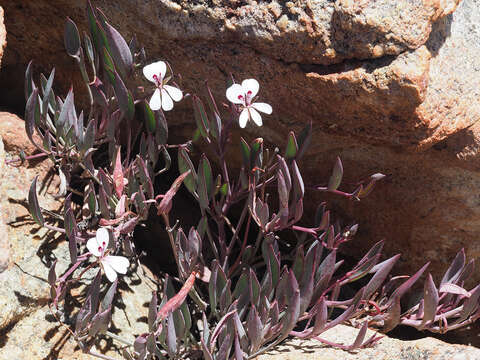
[143,61,183,111]
[87,228,129,282]
[226,79,272,128]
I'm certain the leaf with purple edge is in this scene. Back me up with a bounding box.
[364,254,400,300]
[421,273,439,328]
[285,131,298,160]
[441,249,465,285]
[28,176,44,227]
[328,156,343,191]
[113,70,134,120]
[247,306,263,352]
[148,291,158,332]
[64,17,81,58]
[103,21,133,77]
[193,95,210,139]
[25,89,43,151]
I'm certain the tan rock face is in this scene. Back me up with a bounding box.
[1,0,480,285]
[0,6,5,68]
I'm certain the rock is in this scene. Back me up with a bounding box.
[1,0,480,283]
[0,136,9,272]
[0,6,5,68]
[255,324,480,360]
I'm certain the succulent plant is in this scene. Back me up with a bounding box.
[19,2,480,359]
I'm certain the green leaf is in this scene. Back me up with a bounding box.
[327,156,343,191]
[178,148,197,196]
[41,68,55,117]
[296,122,312,160]
[285,131,298,160]
[240,137,251,169]
[25,89,42,151]
[113,70,134,120]
[199,155,213,199]
[193,95,209,139]
[28,176,44,227]
[143,101,156,133]
[64,17,81,58]
[219,183,228,197]
[102,48,116,84]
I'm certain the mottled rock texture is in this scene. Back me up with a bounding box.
[0,6,5,68]
[1,0,480,282]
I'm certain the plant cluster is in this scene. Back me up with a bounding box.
[20,2,480,359]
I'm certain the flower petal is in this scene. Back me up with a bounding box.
[96,227,110,248]
[239,108,249,128]
[102,261,118,282]
[149,88,162,111]
[164,84,183,102]
[103,255,130,274]
[161,89,174,111]
[249,108,263,127]
[241,79,259,98]
[87,237,102,257]
[252,102,272,115]
[226,84,245,105]
[143,61,166,82]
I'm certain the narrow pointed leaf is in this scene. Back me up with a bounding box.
[28,176,44,226]
[328,156,343,191]
[285,131,298,160]
[421,273,439,327]
[64,17,81,58]
[104,21,133,77]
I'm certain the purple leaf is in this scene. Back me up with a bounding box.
[28,176,44,227]
[421,273,439,328]
[247,306,263,352]
[25,89,43,151]
[441,249,466,285]
[364,254,400,300]
[348,320,368,350]
[148,291,158,332]
[439,283,471,298]
[104,21,133,77]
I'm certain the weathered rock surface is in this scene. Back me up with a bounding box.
[1,0,480,284]
[256,324,480,360]
[0,6,5,68]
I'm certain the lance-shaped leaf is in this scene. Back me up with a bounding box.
[113,147,124,198]
[57,87,75,130]
[280,270,301,337]
[439,283,470,297]
[328,156,343,191]
[383,263,429,332]
[441,249,465,285]
[209,310,236,353]
[90,77,108,108]
[65,207,78,263]
[142,100,156,133]
[457,284,480,324]
[157,170,191,215]
[240,138,251,169]
[193,95,210,139]
[41,68,55,117]
[217,331,233,360]
[25,89,43,151]
[48,260,57,285]
[28,176,44,227]
[89,306,111,336]
[178,148,197,196]
[311,296,328,335]
[285,131,298,160]
[65,17,81,58]
[421,273,439,328]
[25,60,35,100]
[344,241,383,284]
[247,306,263,352]
[364,254,400,299]
[104,21,133,77]
[358,173,386,198]
[291,160,304,202]
[234,334,244,360]
[166,311,177,356]
[113,70,134,120]
[197,155,213,210]
[101,279,118,312]
[296,122,312,160]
